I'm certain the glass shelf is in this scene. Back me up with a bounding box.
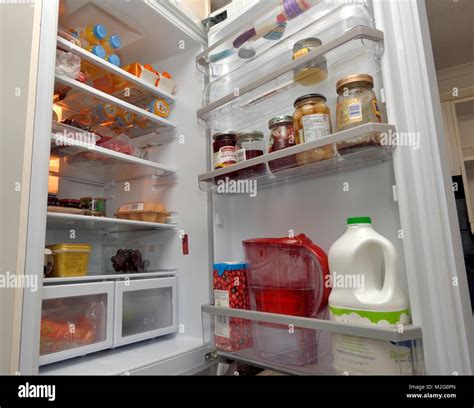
[196,0,374,79]
[57,36,176,104]
[46,212,176,233]
[43,270,177,285]
[54,74,175,138]
[197,26,384,131]
[202,304,425,376]
[198,123,395,192]
[50,122,176,184]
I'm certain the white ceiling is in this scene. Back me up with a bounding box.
[426,0,474,70]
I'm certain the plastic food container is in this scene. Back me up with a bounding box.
[47,244,91,277]
[242,234,330,366]
[116,201,170,223]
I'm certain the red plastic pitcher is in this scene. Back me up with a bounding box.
[243,234,330,317]
[242,234,330,365]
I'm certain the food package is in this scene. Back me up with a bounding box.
[46,243,91,277]
[213,262,252,352]
[40,298,105,355]
[99,134,137,156]
[116,201,170,223]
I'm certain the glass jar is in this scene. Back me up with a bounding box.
[236,131,265,177]
[268,115,297,172]
[335,74,383,153]
[293,94,335,165]
[81,197,106,217]
[293,38,328,86]
[212,131,237,169]
[59,199,81,209]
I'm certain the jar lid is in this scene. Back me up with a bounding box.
[294,93,327,107]
[268,115,293,128]
[236,131,264,141]
[336,74,374,93]
[212,131,237,140]
[293,37,322,52]
[59,199,81,204]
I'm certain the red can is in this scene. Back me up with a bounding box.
[213,262,252,352]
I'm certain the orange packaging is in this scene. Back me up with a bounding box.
[93,63,175,111]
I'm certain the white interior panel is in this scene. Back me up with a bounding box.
[212,160,409,294]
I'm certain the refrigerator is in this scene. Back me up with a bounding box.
[6,0,473,375]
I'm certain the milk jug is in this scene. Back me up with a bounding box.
[328,217,412,375]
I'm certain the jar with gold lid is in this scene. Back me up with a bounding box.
[293,93,335,165]
[335,74,383,154]
[292,38,328,86]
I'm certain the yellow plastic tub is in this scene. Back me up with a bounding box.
[47,244,91,277]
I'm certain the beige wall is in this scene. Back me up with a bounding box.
[0,1,41,374]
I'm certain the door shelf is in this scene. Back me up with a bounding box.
[50,124,176,184]
[197,26,384,130]
[196,0,373,78]
[43,270,178,285]
[198,123,395,192]
[55,74,176,138]
[46,212,176,233]
[202,305,425,376]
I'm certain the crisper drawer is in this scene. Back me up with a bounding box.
[113,277,177,347]
[40,282,114,366]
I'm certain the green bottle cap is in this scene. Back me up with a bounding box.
[347,217,372,225]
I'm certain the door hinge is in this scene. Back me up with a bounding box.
[392,184,398,202]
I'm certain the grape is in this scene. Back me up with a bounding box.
[111,249,147,273]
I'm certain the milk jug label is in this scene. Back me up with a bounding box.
[329,306,412,375]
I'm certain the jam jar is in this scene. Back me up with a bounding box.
[293,94,335,165]
[213,131,237,169]
[59,199,81,209]
[236,131,265,177]
[335,74,383,154]
[268,115,297,172]
[292,38,328,86]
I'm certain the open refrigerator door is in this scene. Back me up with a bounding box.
[196,0,473,376]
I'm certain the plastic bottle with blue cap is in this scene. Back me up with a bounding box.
[71,24,107,47]
[101,34,122,55]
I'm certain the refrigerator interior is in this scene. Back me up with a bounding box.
[31,0,472,375]
[40,0,211,374]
